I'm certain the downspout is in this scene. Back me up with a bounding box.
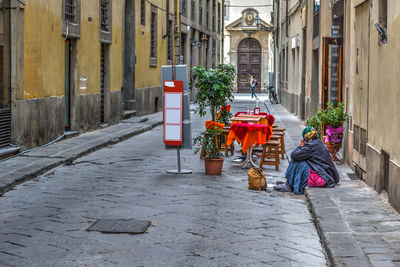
[8,0,12,108]
[274,0,280,102]
[221,0,224,63]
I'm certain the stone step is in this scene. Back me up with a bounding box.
[123,110,137,120]
[124,99,136,111]
[64,130,79,140]
[0,146,21,160]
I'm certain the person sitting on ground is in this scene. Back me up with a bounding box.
[274,127,340,194]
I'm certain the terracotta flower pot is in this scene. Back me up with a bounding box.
[323,138,342,161]
[204,158,224,175]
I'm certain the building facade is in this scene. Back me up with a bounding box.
[1,0,125,151]
[275,0,400,211]
[0,0,222,153]
[224,0,273,93]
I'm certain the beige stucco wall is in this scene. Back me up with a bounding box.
[367,0,400,164]
[223,0,273,64]
[285,8,302,97]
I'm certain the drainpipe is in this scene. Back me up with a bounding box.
[221,0,224,63]
[274,0,280,102]
[8,0,12,107]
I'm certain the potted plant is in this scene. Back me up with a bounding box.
[320,102,348,160]
[305,110,323,137]
[192,63,236,175]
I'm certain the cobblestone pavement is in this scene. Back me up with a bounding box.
[0,96,327,266]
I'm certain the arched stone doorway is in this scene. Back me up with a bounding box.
[237,38,261,93]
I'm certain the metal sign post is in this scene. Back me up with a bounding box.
[163,64,192,174]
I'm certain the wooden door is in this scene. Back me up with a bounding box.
[322,37,343,109]
[353,2,369,171]
[237,38,261,93]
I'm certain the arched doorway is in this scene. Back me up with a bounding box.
[237,38,261,93]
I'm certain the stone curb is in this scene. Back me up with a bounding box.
[0,119,163,196]
[306,187,372,267]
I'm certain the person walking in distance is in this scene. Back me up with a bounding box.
[249,74,257,99]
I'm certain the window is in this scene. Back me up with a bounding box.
[182,0,187,17]
[140,0,145,25]
[99,0,112,43]
[62,0,81,38]
[314,0,320,13]
[191,1,195,21]
[206,0,210,29]
[100,0,110,32]
[167,20,173,61]
[200,6,203,25]
[224,1,229,20]
[150,7,157,66]
[212,0,216,32]
[65,0,76,23]
[378,0,387,44]
[218,3,221,34]
[180,33,186,64]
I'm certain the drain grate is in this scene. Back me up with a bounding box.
[347,173,359,180]
[86,219,151,234]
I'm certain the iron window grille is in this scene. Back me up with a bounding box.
[65,0,75,23]
[141,0,146,25]
[100,0,109,32]
[150,7,157,66]
[167,20,173,61]
[99,0,112,43]
[62,0,81,38]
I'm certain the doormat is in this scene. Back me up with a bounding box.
[347,173,360,180]
[86,219,151,234]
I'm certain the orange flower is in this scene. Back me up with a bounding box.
[217,105,231,119]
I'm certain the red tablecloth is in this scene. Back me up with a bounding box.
[226,123,272,153]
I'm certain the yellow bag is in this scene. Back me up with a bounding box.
[248,167,267,190]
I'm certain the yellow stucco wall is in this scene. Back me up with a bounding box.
[24,0,64,99]
[24,0,124,98]
[135,0,175,89]
[110,1,124,92]
[78,0,100,95]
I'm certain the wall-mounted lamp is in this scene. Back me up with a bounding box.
[255,15,261,27]
[254,14,273,31]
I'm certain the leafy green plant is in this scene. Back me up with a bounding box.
[193,127,223,159]
[192,63,236,159]
[192,63,236,121]
[319,102,348,128]
[305,112,322,134]
[216,108,233,125]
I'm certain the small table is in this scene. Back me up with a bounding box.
[226,123,272,168]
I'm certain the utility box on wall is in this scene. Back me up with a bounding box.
[161,65,192,150]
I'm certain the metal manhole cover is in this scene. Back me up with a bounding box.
[86,219,151,234]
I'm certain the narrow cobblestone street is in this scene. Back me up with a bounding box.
[0,97,327,266]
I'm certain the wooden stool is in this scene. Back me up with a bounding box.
[259,140,280,171]
[272,131,285,159]
[220,128,234,157]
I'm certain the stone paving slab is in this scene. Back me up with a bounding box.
[0,112,163,196]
